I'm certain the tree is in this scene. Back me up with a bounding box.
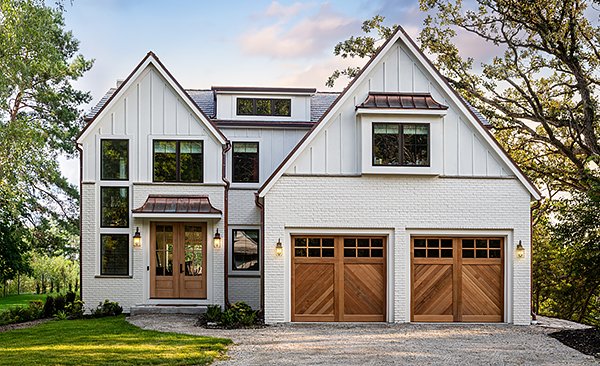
[418,0,599,194]
[0,0,92,257]
[0,214,30,295]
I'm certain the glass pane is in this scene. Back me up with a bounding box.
[294,238,307,247]
[180,141,203,182]
[462,249,474,258]
[237,98,253,115]
[101,140,128,180]
[476,239,488,248]
[427,239,439,248]
[476,250,488,258]
[344,248,356,257]
[414,239,426,248]
[273,99,291,116]
[232,142,259,183]
[308,238,321,247]
[373,124,400,165]
[414,249,426,258]
[155,251,164,276]
[403,124,429,166]
[308,248,321,257]
[295,248,307,257]
[441,239,453,248]
[427,249,439,257]
[153,141,177,181]
[256,99,272,115]
[462,239,474,248]
[184,226,203,275]
[489,249,501,258]
[441,249,453,258]
[233,229,259,271]
[165,245,173,276]
[489,239,501,248]
[357,249,370,257]
[322,238,334,247]
[357,238,370,247]
[101,234,128,275]
[344,238,356,247]
[322,248,334,257]
[371,239,383,247]
[371,249,383,257]
[100,187,129,227]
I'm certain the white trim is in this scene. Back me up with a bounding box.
[77,55,226,145]
[229,225,261,276]
[356,108,448,116]
[131,213,222,219]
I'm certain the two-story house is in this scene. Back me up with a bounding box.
[77,27,540,325]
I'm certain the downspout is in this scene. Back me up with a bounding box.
[76,143,84,301]
[222,141,231,307]
[530,199,541,322]
[255,193,265,316]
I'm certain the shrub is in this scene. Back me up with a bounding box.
[53,294,66,313]
[65,291,76,306]
[0,301,44,326]
[203,305,222,323]
[43,296,55,318]
[199,302,259,328]
[54,311,68,320]
[66,299,84,319]
[92,300,123,317]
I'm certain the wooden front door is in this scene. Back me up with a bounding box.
[411,237,503,322]
[292,236,386,322]
[150,223,207,299]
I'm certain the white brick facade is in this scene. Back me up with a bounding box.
[263,175,532,325]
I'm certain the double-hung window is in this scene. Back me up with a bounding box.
[372,123,429,166]
[232,142,259,183]
[153,140,203,182]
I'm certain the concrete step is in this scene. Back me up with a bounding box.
[130,304,208,316]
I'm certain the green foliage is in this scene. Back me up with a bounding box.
[65,299,84,319]
[0,300,44,325]
[200,302,259,328]
[203,304,223,323]
[91,300,123,318]
[0,216,31,285]
[0,316,232,365]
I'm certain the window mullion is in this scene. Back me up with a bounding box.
[176,141,181,182]
[399,124,404,166]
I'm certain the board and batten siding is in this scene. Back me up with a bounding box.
[286,41,511,178]
[80,65,223,183]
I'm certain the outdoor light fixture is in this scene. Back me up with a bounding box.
[213,229,222,249]
[275,239,283,256]
[133,227,142,248]
[516,240,525,258]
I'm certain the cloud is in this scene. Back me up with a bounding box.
[240,3,359,59]
[264,1,309,19]
[275,55,367,91]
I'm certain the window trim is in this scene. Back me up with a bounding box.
[231,141,260,184]
[99,233,130,276]
[229,226,261,275]
[372,122,430,167]
[236,98,292,117]
[100,139,129,181]
[100,186,130,228]
[152,140,204,183]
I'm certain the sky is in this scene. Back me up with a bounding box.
[58,0,495,184]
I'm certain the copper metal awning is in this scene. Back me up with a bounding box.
[357,92,448,110]
[132,195,222,218]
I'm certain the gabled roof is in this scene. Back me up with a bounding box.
[257,26,541,200]
[357,92,448,110]
[77,52,227,144]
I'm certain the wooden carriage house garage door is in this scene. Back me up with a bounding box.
[411,237,504,322]
[292,236,386,322]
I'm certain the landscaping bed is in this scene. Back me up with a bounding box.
[550,327,600,358]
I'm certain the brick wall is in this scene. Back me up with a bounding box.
[263,175,532,325]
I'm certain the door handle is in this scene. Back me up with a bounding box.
[180,263,183,274]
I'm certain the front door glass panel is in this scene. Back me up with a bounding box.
[184,225,203,276]
[155,225,174,276]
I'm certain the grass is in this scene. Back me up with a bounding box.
[0,315,232,365]
[0,293,48,311]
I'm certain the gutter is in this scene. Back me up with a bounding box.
[76,143,84,301]
[221,141,232,307]
[255,193,265,316]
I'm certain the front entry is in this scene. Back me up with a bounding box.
[150,223,207,299]
[291,235,386,322]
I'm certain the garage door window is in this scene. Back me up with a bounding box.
[294,237,335,257]
[462,238,502,258]
[343,238,384,257]
[413,238,453,258]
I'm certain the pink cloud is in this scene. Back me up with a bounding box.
[264,1,310,19]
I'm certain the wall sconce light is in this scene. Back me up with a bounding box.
[275,239,283,256]
[516,240,525,258]
[213,229,222,249]
[133,227,142,248]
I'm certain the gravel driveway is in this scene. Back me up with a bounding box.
[128,315,599,365]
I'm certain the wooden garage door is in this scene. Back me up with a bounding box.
[411,237,503,322]
[292,236,386,322]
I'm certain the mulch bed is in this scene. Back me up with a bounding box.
[0,318,51,333]
[550,327,600,358]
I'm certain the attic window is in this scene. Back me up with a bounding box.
[236,98,291,117]
[372,123,429,166]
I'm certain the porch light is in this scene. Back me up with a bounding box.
[275,239,283,256]
[213,229,222,249]
[516,241,525,258]
[133,227,142,248]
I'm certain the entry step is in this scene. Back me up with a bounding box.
[130,304,208,316]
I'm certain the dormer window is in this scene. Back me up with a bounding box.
[236,98,291,117]
[372,123,429,166]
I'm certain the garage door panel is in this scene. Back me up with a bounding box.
[293,263,335,321]
[462,264,502,321]
[413,264,453,321]
[343,263,385,318]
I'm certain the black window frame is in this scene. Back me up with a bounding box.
[231,228,260,272]
[236,98,291,117]
[372,123,430,167]
[100,186,129,228]
[232,141,260,183]
[152,140,204,183]
[100,234,129,276]
[100,139,129,181]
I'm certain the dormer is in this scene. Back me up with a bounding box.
[212,86,316,121]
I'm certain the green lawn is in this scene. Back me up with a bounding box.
[0,293,47,310]
[0,315,231,365]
